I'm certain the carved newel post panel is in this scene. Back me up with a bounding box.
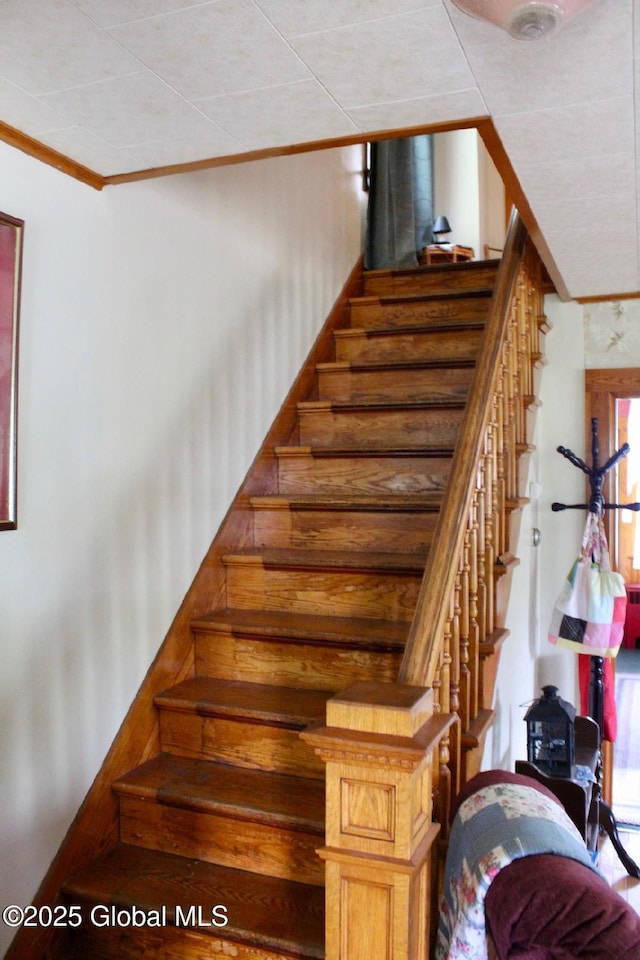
[302,681,458,960]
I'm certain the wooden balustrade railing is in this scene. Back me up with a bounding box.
[399,209,547,751]
[305,212,549,960]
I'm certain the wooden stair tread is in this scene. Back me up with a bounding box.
[317,358,476,373]
[479,627,510,657]
[63,844,324,959]
[275,443,455,458]
[155,677,330,728]
[461,708,496,749]
[222,547,428,573]
[114,754,325,832]
[364,260,499,281]
[348,290,493,307]
[192,608,409,648]
[298,397,467,413]
[335,319,484,337]
[249,493,443,511]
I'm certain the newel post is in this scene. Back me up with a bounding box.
[302,681,458,960]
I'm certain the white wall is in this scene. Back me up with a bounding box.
[478,143,507,258]
[434,130,506,260]
[0,141,364,955]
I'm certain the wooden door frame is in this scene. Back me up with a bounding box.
[585,368,640,557]
[585,367,640,803]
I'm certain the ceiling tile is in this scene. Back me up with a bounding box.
[41,125,143,175]
[495,97,634,167]
[289,7,474,109]
[533,194,639,297]
[41,72,227,148]
[347,88,487,132]
[516,151,635,206]
[124,131,247,170]
[108,0,310,101]
[254,0,438,37]
[0,78,72,136]
[463,9,632,116]
[0,0,140,95]
[69,0,214,29]
[199,80,358,151]
[0,0,636,300]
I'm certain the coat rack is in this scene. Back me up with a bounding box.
[553,416,640,878]
[552,416,640,516]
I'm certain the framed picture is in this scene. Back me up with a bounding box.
[0,211,24,531]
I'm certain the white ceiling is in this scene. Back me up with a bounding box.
[0,0,635,300]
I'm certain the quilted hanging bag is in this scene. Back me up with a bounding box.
[548,511,627,657]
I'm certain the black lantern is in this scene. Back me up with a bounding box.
[524,685,576,778]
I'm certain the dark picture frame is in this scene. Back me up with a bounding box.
[0,211,24,530]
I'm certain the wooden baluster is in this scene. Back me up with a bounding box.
[514,296,525,470]
[488,404,502,563]
[512,310,523,524]
[468,493,480,720]
[475,475,488,647]
[432,662,442,716]
[483,444,495,639]
[506,318,518,501]
[432,722,461,944]
[518,278,532,413]
[457,539,471,733]
[500,338,511,505]
[496,367,508,560]
[440,614,452,716]
[522,271,534,399]
[449,578,461,717]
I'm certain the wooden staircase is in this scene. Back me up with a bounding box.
[7,215,549,960]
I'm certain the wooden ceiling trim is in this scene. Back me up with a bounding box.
[0,120,106,190]
[102,116,490,187]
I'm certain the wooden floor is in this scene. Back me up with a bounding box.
[598,827,640,912]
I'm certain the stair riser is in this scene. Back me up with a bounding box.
[252,506,437,553]
[194,632,402,690]
[226,564,422,622]
[119,796,324,886]
[61,922,302,960]
[298,406,464,448]
[158,711,325,779]
[363,263,498,296]
[349,296,490,328]
[276,451,452,496]
[334,328,482,364]
[317,364,473,404]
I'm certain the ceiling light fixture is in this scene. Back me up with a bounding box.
[450,0,600,41]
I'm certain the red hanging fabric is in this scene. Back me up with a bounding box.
[578,655,617,742]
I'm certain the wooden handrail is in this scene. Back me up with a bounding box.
[399,210,531,690]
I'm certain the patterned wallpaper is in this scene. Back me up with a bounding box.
[584,299,640,368]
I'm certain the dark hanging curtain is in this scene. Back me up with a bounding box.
[364,135,434,270]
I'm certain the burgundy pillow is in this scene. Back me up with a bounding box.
[486,853,640,959]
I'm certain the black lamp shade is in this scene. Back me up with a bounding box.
[432,216,452,239]
[524,685,576,778]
